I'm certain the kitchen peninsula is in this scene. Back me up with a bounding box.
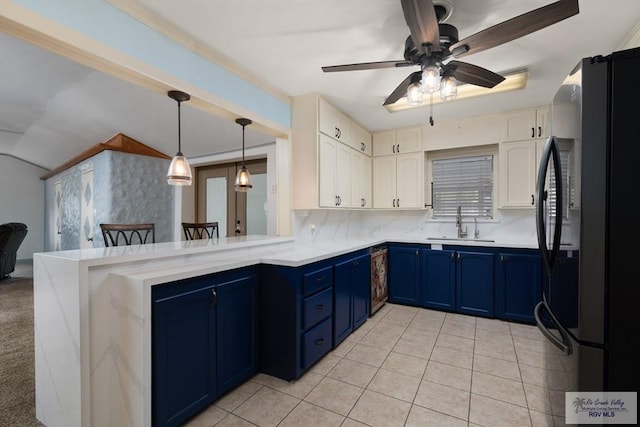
[33,234,556,427]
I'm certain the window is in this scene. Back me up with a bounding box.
[431,155,494,218]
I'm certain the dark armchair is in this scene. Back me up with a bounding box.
[0,222,28,280]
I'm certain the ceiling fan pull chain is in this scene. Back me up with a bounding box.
[429,93,435,126]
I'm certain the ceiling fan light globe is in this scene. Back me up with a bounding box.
[421,65,441,93]
[440,76,458,101]
[406,82,423,106]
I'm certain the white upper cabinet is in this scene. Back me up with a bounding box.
[350,120,372,156]
[498,139,543,208]
[372,152,423,209]
[351,151,372,208]
[504,108,548,142]
[373,126,422,156]
[318,135,352,208]
[318,97,351,144]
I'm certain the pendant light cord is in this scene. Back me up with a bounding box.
[177,101,182,154]
[241,124,246,166]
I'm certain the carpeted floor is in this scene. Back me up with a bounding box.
[0,260,43,426]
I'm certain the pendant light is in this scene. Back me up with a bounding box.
[166,90,192,186]
[234,118,253,192]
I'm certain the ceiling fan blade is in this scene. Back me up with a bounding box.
[401,0,440,52]
[383,71,421,106]
[450,0,579,58]
[322,60,412,72]
[446,61,505,88]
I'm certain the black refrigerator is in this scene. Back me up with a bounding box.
[535,46,640,394]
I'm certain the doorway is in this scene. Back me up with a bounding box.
[196,159,267,237]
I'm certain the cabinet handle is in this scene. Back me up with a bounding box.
[392,199,396,208]
[451,252,455,261]
[361,198,365,207]
[397,199,399,208]
[315,338,325,347]
[392,144,396,154]
[315,304,325,311]
[57,231,62,235]
[531,127,535,138]
[538,126,542,138]
[500,255,505,263]
[338,196,342,206]
[316,276,324,283]
[211,289,217,306]
[335,195,339,206]
[87,237,93,242]
[531,194,535,206]
[397,144,400,153]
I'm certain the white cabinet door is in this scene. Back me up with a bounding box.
[318,135,338,207]
[504,110,537,142]
[396,127,422,154]
[372,130,396,156]
[499,140,538,208]
[350,120,372,155]
[318,97,350,144]
[372,156,396,208]
[396,153,424,208]
[335,141,352,207]
[536,108,549,139]
[351,151,372,208]
[504,108,549,141]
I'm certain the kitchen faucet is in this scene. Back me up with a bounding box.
[456,206,467,238]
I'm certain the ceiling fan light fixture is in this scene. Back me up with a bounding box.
[440,75,458,101]
[421,65,441,94]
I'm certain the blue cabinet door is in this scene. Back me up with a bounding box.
[422,249,456,311]
[153,279,217,427]
[352,254,371,330]
[333,253,370,346]
[456,251,495,317]
[496,252,542,323]
[216,271,259,395]
[388,246,420,305]
[333,258,353,346]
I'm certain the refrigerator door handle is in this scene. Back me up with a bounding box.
[534,299,572,355]
[536,136,563,275]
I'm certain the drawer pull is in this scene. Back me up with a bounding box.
[315,304,324,311]
[316,276,324,283]
[315,338,325,346]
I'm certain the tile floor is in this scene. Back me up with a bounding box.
[186,303,570,427]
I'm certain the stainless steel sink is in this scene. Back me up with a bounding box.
[427,237,496,243]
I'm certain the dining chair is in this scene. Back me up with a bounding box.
[182,222,220,240]
[100,223,155,247]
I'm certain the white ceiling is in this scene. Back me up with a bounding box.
[1,0,640,170]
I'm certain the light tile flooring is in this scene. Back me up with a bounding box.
[186,303,570,427]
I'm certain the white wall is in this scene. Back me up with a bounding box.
[0,155,48,259]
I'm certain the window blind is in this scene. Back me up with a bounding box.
[548,149,571,218]
[432,155,494,218]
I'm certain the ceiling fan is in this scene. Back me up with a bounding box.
[322,0,579,115]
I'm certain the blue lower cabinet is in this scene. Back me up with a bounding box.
[388,245,421,305]
[152,268,258,427]
[456,250,495,317]
[496,252,542,324]
[422,249,456,311]
[216,272,259,396]
[333,253,371,346]
[259,261,334,380]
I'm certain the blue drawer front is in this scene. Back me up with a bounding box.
[302,287,333,329]
[302,317,332,369]
[303,266,333,295]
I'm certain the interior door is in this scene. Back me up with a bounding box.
[196,159,267,237]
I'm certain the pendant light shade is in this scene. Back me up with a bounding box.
[234,118,253,192]
[167,90,192,186]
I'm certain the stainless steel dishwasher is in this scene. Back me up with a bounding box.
[370,245,388,315]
